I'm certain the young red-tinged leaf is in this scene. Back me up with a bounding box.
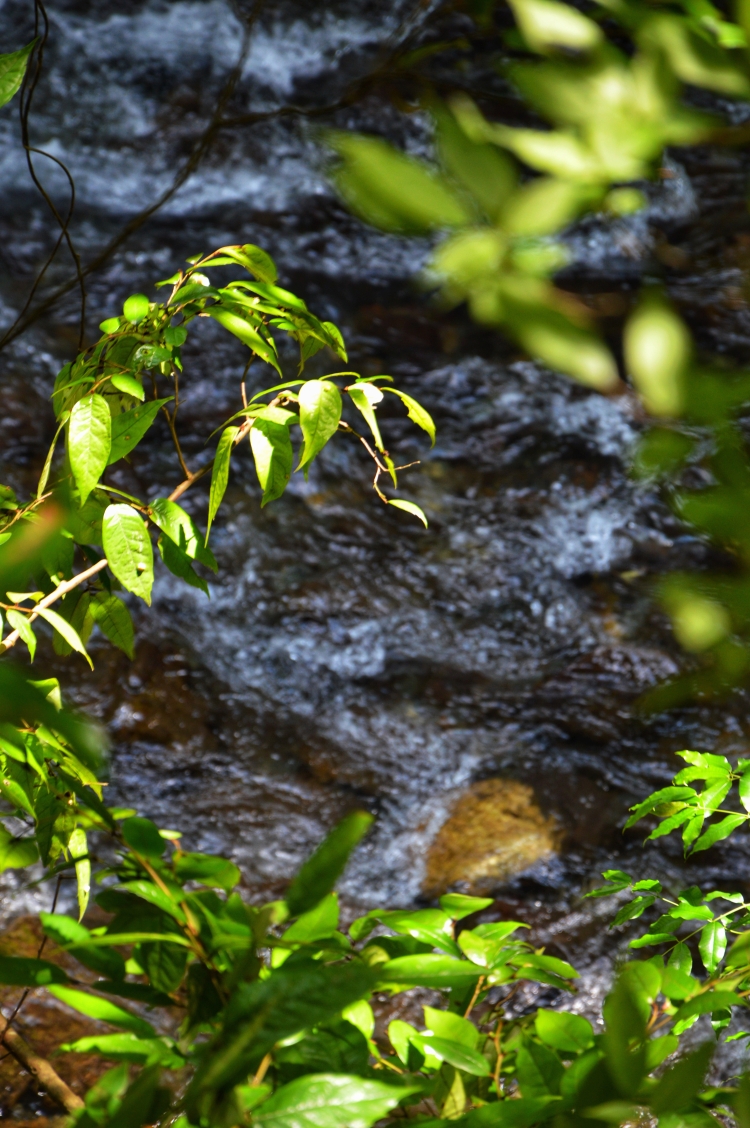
[385,388,436,446]
[102,504,154,604]
[69,394,112,504]
[692,812,747,854]
[699,920,727,973]
[89,592,134,659]
[207,426,239,540]
[298,380,342,470]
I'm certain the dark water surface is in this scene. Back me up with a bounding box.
[2,0,750,1028]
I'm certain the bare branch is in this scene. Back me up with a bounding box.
[0,557,108,653]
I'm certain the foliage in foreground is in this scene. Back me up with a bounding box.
[330,0,750,705]
[4,5,750,1126]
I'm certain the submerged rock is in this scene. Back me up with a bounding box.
[423,779,559,897]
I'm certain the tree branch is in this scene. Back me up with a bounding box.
[1,1025,84,1112]
[0,557,108,653]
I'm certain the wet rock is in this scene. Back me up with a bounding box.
[423,779,559,898]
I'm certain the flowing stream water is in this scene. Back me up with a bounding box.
[2,0,750,1046]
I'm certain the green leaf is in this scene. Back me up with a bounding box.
[0,41,35,110]
[388,499,428,527]
[215,243,278,283]
[116,881,186,923]
[348,384,384,451]
[69,827,91,920]
[47,985,156,1037]
[89,592,134,659]
[298,380,342,470]
[378,954,484,989]
[121,817,165,859]
[284,894,340,943]
[648,1041,713,1115]
[5,610,36,660]
[423,1006,479,1049]
[740,770,750,814]
[0,833,38,872]
[624,787,697,829]
[69,395,112,504]
[699,921,727,973]
[329,132,473,234]
[0,955,68,986]
[110,374,144,401]
[59,1032,184,1068]
[673,990,742,1025]
[535,1010,594,1052]
[149,499,216,569]
[286,810,373,917]
[415,1034,490,1075]
[123,294,150,323]
[174,852,240,892]
[36,607,92,669]
[253,1073,418,1128]
[385,389,436,446]
[250,418,293,505]
[108,398,172,464]
[692,813,746,854]
[207,426,239,540]
[206,307,281,373]
[439,894,493,919]
[142,939,187,994]
[102,504,154,604]
[158,535,208,596]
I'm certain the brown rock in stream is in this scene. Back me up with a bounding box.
[423,779,559,898]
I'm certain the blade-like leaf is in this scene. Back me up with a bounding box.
[207,427,239,540]
[286,811,373,917]
[0,955,68,986]
[385,389,435,446]
[388,499,428,527]
[36,607,92,669]
[47,985,155,1037]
